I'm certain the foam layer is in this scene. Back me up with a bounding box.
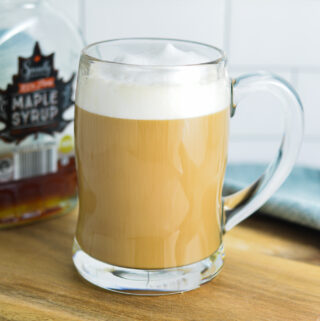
[113,43,212,66]
[76,43,230,120]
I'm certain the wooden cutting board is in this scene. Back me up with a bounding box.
[0,210,319,321]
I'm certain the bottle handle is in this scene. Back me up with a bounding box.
[223,72,304,232]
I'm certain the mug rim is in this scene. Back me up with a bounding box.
[82,37,226,68]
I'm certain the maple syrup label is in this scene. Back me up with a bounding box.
[0,42,75,182]
[0,42,75,144]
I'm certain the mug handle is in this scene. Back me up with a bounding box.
[223,72,304,232]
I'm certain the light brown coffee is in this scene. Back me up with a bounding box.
[75,105,229,269]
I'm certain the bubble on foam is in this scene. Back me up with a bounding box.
[76,43,231,120]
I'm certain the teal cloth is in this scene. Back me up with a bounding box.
[223,164,320,230]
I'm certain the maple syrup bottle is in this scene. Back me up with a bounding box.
[0,0,84,227]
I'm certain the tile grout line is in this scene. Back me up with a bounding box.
[223,0,232,54]
[79,0,86,44]
[229,135,320,141]
[230,64,320,74]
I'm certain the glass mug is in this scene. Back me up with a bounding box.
[72,38,303,295]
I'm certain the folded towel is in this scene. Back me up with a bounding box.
[223,164,320,230]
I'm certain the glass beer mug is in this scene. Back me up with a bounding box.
[72,38,303,295]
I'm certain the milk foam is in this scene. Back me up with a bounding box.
[76,43,230,120]
[113,43,212,66]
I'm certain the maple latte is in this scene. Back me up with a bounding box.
[74,42,231,269]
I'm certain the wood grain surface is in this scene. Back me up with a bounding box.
[0,210,319,321]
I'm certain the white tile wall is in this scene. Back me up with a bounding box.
[228,139,320,168]
[228,140,280,164]
[226,0,320,167]
[229,89,285,138]
[298,140,320,168]
[83,0,225,47]
[297,72,320,138]
[51,0,320,168]
[227,0,320,67]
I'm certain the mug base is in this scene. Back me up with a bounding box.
[72,239,224,295]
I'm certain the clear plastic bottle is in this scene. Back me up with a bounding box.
[0,0,84,227]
